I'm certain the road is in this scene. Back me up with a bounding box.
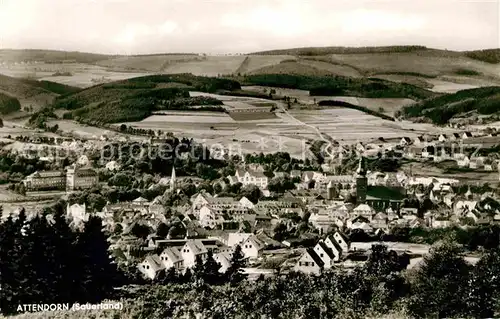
[276,101,329,142]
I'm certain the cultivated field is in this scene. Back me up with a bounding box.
[162,56,246,76]
[242,86,416,115]
[0,63,150,88]
[95,54,200,72]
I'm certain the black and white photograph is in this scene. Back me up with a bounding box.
[0,0,499,318]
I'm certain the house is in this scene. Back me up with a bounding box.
[159,247,184,271]
[462,132,473,139]
[331,231,350,252]
[294,248,324,274]
[232,168,269,189]
[309,211,337,234]
[457,156,470,167]
[451,133,461,141]
[214,252,233,273]
[241,235,265,259]
[239,196,255,209]
[66,203,87,227]
[438,134,448,142]
[400,137,412,146]
[180,240,208,268]
[216,232,253,247]
[413,136,426,146]
[77,155,90,166]
[105,161,121,171]
[138,254,165,280]
[314,241,338,268]
[199,206,226,228]
[353,204,375,219]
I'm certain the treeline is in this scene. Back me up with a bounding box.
[28,108,58,129]
[351,225,500,249]
[19,78,81,95]
[0,206,122,315]
[0,92,21,114]
[117,243,499,318]
[0,151,57,183]
[466,49,500,64]
[121,74,241,92]
[51,74,241,124]
[399,86,500,124]
[251,45,428,56]
[241,74,435,100]
[318,100,395,121]
[156,96,225,112]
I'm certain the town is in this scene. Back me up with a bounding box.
[1,123,499,282]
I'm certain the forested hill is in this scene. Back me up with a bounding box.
[0,74,81,113]
[251,46,500,64]
[0,92,21,114]
[397,86,500,124]
[47,74,240,124]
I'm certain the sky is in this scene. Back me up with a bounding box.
[0,0,498,54]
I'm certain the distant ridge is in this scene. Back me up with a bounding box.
[0,49,200,64]
[250,45,500,64]
[250,45,430,56]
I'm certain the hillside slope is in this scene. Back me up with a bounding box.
[51,74,240,123]
[398,86,500,124]
[0,92,21,114]
[239,74,437,100]
[0,74,81,110]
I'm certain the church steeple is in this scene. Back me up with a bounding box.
[356,156,367,177]
[355,156,367,203]
[170,166,176,191]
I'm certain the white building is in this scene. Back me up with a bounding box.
[232,168,269,189]
[241,235,265,260]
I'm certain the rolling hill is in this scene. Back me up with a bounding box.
[2,47,500,94]
[398,86,500,124]
[238,74,437,100]
[0,92,21,114]
[0,74,81,111]
[50,74,240,124]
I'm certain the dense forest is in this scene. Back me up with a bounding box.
[250,45,429,56]
[0,92,21,114]
[47,74,240,124]
[240,74,436,100]
[398,86,500,124]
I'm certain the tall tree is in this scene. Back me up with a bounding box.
[75,215,117,303]
[226,245,247,285]
[408,243,471,318]
[466,248,500,317]
[202,251,222,285]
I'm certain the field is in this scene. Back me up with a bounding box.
[162,56,247,77]
[119,91,446,157]
[94,54,200,72]
[242,86,416,115]
[0,62,150,88]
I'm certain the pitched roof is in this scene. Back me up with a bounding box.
[144,254,164,272]
[133,197,149,203]
[160,247,183,263]
[326,235,343,253]
[305,248,325,267]
[246,235,265,251]
[317,241,336,259]
[184,239,208,255]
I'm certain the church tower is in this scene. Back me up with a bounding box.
[170,166,176,191]
[356,157,367,203]
[327,180,337,200]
